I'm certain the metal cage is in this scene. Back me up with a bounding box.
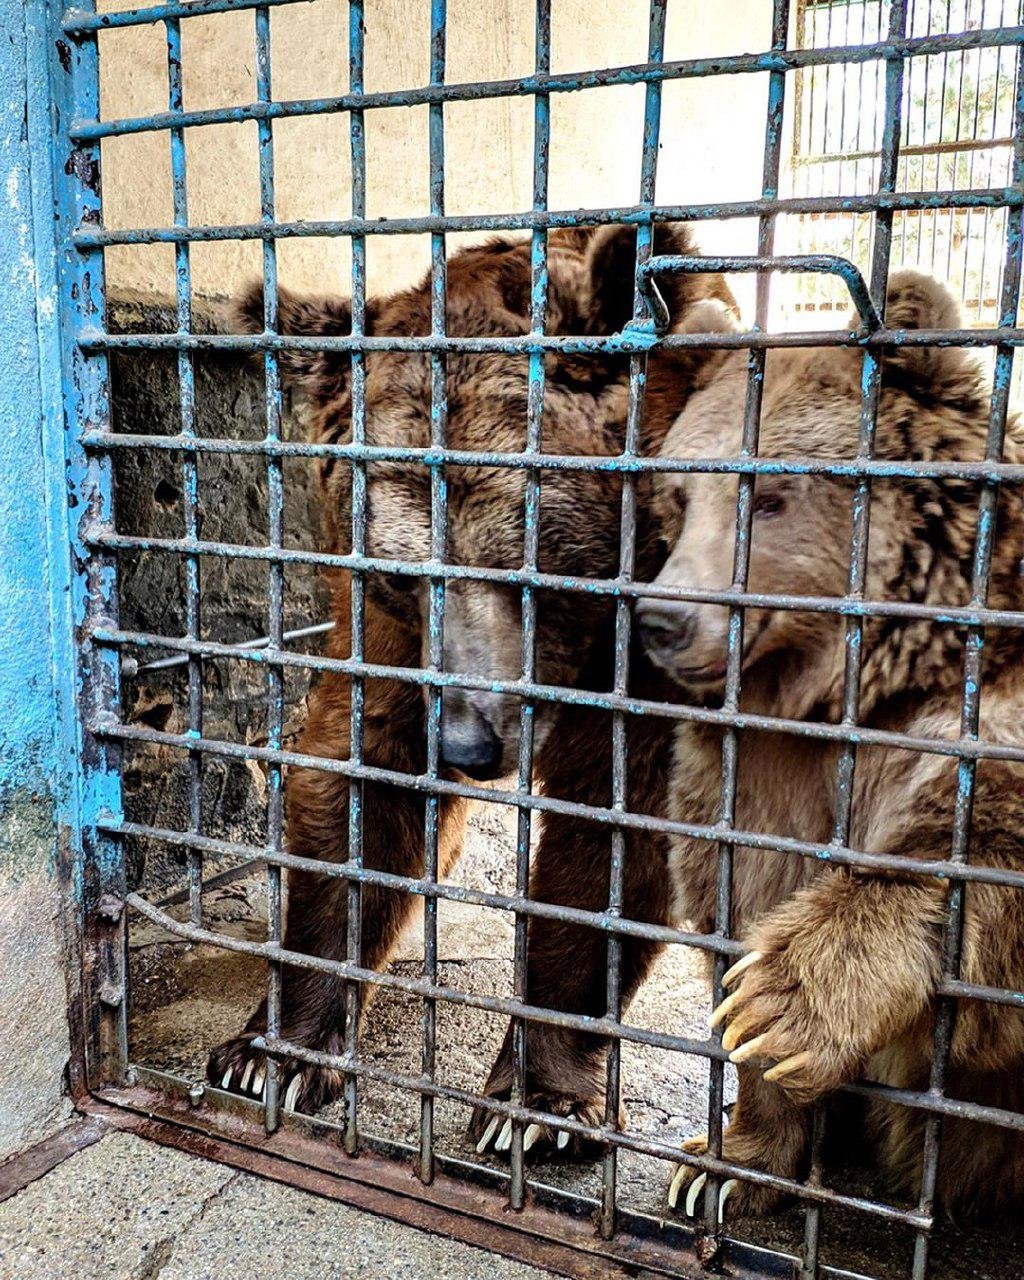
[44,0,1024,1277]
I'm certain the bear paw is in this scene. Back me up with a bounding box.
[207,1033,344,1116]
[666,1131,788,1222]
[470,1091,615,1161]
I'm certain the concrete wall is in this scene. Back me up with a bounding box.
[0,4,77,1159]
[96,0,777,313]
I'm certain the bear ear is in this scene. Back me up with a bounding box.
[858,269,986,404]
[228,283,375,398]
[577,222,737,335]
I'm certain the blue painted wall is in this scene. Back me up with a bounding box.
[0,1,76,826]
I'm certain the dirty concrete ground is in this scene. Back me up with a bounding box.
[0,1130,556,1280]
[125,803,1021,1280]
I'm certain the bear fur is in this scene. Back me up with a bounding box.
[638,271,1024,1218]
[206,224,736,1154]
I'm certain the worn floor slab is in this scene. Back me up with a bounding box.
[0,1131,554,1280]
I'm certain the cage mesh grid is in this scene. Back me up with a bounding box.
[52,0,1024,1277]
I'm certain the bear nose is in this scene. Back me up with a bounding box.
[636,598,698,655]
[439,699,504,780]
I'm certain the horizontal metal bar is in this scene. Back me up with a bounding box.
[79,324,1024,355]
[83,430,1024,486]
[122,890,1024,1143]
[73,187,1024,249]
[88,534,1024,631]
[257,1032,1024,1143]
[105,816,1024,1019]
[103,625,1024,767]
[63,0,310,34]
[69,26,1024,139]
[637,253,881,335]
[137,620,333,671]
[105,817,735,954]
[124,888,713,1058]
[95,719,1024,892]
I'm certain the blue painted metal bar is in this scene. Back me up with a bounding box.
[420,0,447,1190]
[76,323,1024,354]
[85,527,1024,631]
[709,0,791,1248]
[66,26,1024,137]
[342,0,368,1162]
[81,428,1024,484]
[62,0,309,34]
[92,718,1024,898]
[635,252,881,334]
[164,16,204,931]
[71,186,1024,248]
[92,623,1024,779]
[910,38,1024,1280]
[45,0,127,1090]
[598,0,667,1241]
[254,2,285,1136]
[508,0,550,1213]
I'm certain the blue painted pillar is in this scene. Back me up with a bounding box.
[0,0,82,1154]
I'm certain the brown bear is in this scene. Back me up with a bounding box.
[636,272,1024,1219]
[206,224,736,1154]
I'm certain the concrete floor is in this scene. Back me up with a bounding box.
[0,1130,555,1280]
[125,802,1021,1280]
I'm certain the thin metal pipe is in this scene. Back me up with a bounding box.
[418,0,448,1189]
[597,1,666,1237]
[71,186,1024,247]
[911,38,1024,1280]
[253,3,284,1136]
[66,27,1024,133]
[120,890,1024,1142]
[343,0,368,1161]
[164,15,203,930]
[75,322,1024,353]
[81,431,1024,485]
[93,720,1024,897]
[507,0,551,1215]
[94,624,1024,770]
[87,531,1024,630]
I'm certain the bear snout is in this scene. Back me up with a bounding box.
[636,598,698,665]
[439,693,505,780]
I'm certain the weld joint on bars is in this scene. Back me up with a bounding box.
[65,25,1024,135]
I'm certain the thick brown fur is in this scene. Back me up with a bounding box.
[207,225,736,1148]
[638,272,1024,1218]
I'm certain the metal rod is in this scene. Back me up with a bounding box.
[66,27,1024,134]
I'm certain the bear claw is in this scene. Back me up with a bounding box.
[668,1168,739,1224]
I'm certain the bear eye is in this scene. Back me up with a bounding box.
[753,491,786,518]
[671,483,687,515]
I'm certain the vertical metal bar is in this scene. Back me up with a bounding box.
[599,0,666,1242]
[165,17,203,929]
[798,10,909,1268]
[703,0,790,1242]
[254,2,284,1134]
[420,0,447,1188]
[343,0,368,1160]
[910,44,1024,1280]
[508,0,551,1214]
[52,0,127,1090]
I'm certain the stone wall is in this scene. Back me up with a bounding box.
[109,297,328,894]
